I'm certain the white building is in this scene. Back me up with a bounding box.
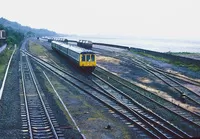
[0,30,6,39]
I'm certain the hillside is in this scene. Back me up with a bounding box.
[0,17,58,37]
[0,24,24,46]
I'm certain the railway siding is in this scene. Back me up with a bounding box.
[90,73,190,138]
[94,66,200,136]
[129,57,200,107]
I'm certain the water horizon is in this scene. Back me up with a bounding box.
[58,35,200,53]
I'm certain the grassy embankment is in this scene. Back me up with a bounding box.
[0,46,14,80]
[131,50,200,71]
[29,41,47,56]
[168,52,200,55]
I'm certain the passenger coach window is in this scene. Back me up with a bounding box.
[91,55,94,61]
[82,55,85,61]
[87,55,90,61]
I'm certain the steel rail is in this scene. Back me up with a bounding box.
[20,52,33,139]
[43,71,86,139]
[25,51,163,138]
[95,67,200,127]
[25,53,59,139]
[129,57,200,106]
[91,72,191,138]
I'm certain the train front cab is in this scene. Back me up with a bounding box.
[79,53,96,72]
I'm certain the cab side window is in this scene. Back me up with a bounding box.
[91,55,95,61]
[82,55,85,61]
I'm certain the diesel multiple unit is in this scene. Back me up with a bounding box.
[51,41,96,72]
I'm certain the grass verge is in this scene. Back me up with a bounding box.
[131,50,200,71]
[0,45,14,80]
[28,41,47,56]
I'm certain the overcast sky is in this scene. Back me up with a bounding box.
[1,0,200,39]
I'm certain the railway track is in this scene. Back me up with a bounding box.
[128,56,200,106]
[20,51,64,138]
[132,56,200,86]
[93,46,200,86]
[94,67,200,136]
[96,49,200,108]
[153,67,200,87]
[90,72,191,138]
[22,50,200,138]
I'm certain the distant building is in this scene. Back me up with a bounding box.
[0,30,6,39]
[0,30,6,46]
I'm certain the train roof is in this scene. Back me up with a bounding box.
[52,41,95,54]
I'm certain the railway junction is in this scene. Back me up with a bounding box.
[0,37,200,138]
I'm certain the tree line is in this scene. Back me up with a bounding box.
[0,24,24,46]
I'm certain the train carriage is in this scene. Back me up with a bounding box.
[77,40,93,49]
[51,41,96,72]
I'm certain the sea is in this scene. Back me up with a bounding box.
[59,35,200,53]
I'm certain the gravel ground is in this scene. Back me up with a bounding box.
[0,47,21,138]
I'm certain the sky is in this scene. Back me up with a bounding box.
[1,0,200,39]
